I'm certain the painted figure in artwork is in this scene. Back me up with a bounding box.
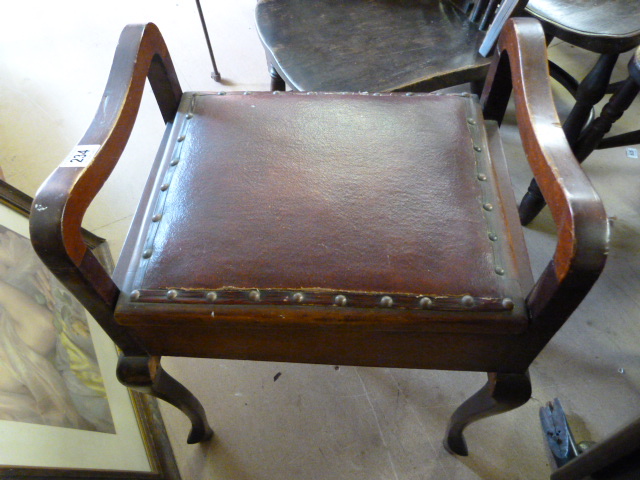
[0,226,115,433]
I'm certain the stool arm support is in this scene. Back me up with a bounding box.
[29,23,181,354]
[482,18,609,326]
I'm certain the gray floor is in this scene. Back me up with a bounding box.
[1,1,639,478]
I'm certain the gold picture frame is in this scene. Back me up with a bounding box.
[0,180,180,480]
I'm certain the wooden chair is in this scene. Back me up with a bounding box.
[518,0,640,224]
[255,0,528,93]
[30,18,608,456]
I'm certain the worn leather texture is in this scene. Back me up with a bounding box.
[129,92,523,302]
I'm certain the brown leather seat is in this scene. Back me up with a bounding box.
[115,91,531,366]
[30,19,608,457]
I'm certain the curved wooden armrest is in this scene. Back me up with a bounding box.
[482,18,609,324]
[29,23,181,354]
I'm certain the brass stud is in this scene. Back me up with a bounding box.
[243,91,251,95]
[130,290,141,301]
[483,203,494,211]
[474,145,482,152]
[495,267,505,276]
[461,295,475,307]
[160,183,170,191]
[419,296,433,309]
[217,91,226,95]
[405,92,414,96]
[206,292,218,302]
[152,214,162,222]
[292,292,304,303]
[167,289,178,300]
[380,296,393,308]
[502,298,515,310]
[467,118,476,125]
[477,173,487,181]
[170,158,180,166]
[334,295,347,307]
[142,248,153,259]
[177,135,186,142]
[488,233,498,241]
[249,290,261,302]
[186,113,193,119]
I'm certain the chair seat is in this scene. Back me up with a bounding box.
[114,92,533,367]
[255,0,491,92]
[526,0,640,53]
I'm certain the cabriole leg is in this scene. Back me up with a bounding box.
[444,371,531,456]
[117,355,213,444]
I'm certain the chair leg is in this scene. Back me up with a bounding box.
[444,371,531,456]
[470,79,485,96]
[562,53,619,144]
[269,64,286,92]
[518,179,545,225]
[116,355,214,444]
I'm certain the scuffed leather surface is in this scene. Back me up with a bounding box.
[138,92,516,298]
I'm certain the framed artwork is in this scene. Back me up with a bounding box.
[0,180,181,479]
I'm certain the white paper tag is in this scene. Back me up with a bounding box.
[626,147,638,159]
[59,144,101,168]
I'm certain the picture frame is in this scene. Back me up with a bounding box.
[0,180,181,480]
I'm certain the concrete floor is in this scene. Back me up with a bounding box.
[1,1,639,478]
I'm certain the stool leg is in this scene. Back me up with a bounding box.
[269,65,286,92]
[117,355,214,444]
[444,371,531,456]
